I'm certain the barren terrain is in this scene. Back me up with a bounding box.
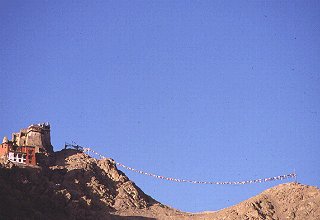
[0,149,319,219]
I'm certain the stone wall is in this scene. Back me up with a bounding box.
[11,123,53,153]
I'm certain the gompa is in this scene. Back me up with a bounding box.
[0,123,53,166]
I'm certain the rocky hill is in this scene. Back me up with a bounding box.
[188,182,320,220]
[0,149,319,220]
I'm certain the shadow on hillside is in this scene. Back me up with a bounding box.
[0,149,160,220]
[109,214,156,220]
[0,167,157,220]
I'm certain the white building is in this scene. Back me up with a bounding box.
[8,152,26,164]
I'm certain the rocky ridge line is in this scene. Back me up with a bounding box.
[0,149,319,220]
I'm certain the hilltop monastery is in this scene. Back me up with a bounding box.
[0,123,53,166]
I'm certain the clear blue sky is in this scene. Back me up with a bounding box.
[0,0,319,212]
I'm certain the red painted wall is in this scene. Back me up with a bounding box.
[21,146,36,165]
[0,143,10,157]
[1,142,37,165]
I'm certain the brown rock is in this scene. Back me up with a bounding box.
[0,149,319,220]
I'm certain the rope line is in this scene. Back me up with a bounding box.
[83,147,296,185]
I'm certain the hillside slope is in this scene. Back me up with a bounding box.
[0,149,181,219]
[0,149,319,220]
[188,182,320,220]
